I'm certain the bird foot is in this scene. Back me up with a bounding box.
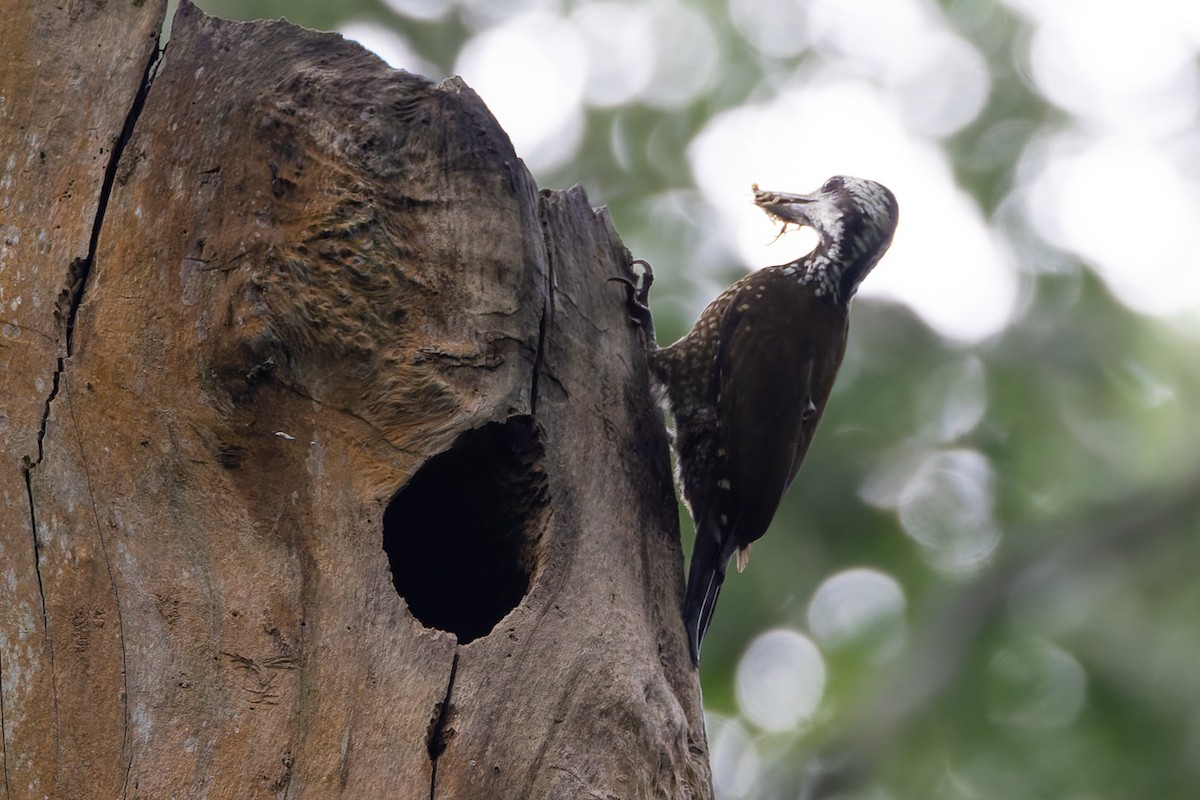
[609,259,656,336]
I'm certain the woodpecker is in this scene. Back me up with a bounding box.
[619,176,898,665]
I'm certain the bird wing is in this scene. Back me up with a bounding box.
[682,275,847,663]
[714,277,842,547]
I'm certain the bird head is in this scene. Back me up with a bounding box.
[754,176,898,301]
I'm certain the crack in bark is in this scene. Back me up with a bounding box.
[531,292,551,415]
[30,362,62,468]
[530,195,557,416]
[0,645,9,799]
[427,651,459,800]
[73,43,160,355]
[28,25,160,459]
[97,41,162,800]
[21,467,50,631]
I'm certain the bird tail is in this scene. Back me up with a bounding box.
[683,515,736,665]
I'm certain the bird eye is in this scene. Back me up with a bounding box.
[821,177,843,193]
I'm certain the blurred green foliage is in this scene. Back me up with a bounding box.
[185,1,1200,796]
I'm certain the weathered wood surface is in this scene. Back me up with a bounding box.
[1,1,710,797]
[1,0,167,795]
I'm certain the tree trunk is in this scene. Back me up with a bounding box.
[0,2,711,797]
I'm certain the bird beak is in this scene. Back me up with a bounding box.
[752,186,817,227]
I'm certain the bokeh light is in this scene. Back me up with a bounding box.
[453,12,586,172]
[338,23,439,77]
[457,0,556,30]
[896,449,1000,574]
[807,0,991,138]
[735,629,827,732]
[1014,0,1200,133]
[885,28,991,138]
[1002,0,1200,320]
[1019,130,1200,317]
[728,0,809,59]
[986,640,1088,730]
[637,2,717,108]
[807,568,907,660]
[570,2,655,107]
[707,713,760,799]
[860,445,1001,577]
[915,356,988,444]
[381,0,452,23]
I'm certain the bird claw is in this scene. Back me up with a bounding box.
[609,259,656,332]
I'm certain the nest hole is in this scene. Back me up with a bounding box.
[383,417,548,643]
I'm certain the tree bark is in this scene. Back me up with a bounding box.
[0,1,711,797]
